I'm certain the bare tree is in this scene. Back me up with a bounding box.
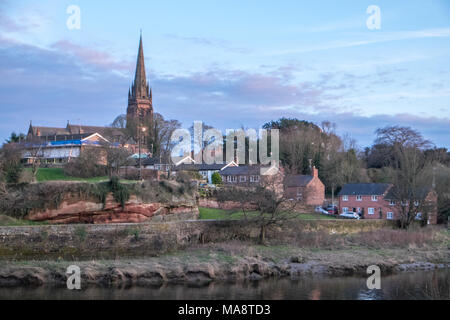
[217,172,297,244]
[390,146,436,228]
[376,126,435,228]
[102,144,134,178]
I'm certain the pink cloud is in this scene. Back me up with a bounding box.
[51,40,130,72]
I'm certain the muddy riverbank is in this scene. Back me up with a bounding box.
[0,242,448,288]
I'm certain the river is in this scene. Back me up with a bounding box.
[0,269,448,300]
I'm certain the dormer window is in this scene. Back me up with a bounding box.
[356,195,362,201]
[371,195,378,202]
[342,195,348,201]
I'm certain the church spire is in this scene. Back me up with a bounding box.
[132,33,148,99]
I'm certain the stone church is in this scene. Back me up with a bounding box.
[24,35,154,164]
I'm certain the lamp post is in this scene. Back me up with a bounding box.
[138,126,147,181]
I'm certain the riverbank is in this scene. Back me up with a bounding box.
[0,238,448,288]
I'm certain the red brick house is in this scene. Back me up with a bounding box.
[284,167,325,206]
[338,183,438,224]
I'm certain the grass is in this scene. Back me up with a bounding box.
[28,168,108,183]
[27,168,136,183]
[0,214,48,227]
[198,207,337,221]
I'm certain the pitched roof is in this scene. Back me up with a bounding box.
[338,183,391,196]
[31,126,68,136]
[174,163,227,171]
[384,186,433,200]
[285,175,313,187]
[220,165,261,175]
[67,125,124,137]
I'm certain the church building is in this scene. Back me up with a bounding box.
[23,35,154,164]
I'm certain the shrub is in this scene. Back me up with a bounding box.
[5,163,23,184]
[0,144,23,184]
[211,172,222,185]
[109,176,130,209]
[63,148,107,178]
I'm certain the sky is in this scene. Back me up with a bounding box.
[0,0,449,148]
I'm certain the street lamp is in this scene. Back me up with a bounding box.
[138,126,147,181]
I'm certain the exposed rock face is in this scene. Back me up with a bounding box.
[198,198,257,210]
[26,194,198,224]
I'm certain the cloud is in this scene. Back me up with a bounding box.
[266,27,450,56]
[0,37,448,149]
[164,33,251,54]
[51,41,131,72]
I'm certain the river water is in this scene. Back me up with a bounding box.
[0,269,448,300]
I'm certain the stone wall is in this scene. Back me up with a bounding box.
[198,198,258,210]
[0,219,396,261]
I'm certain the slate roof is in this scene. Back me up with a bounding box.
[220,166,261,175]
[338,183,391,196]
[285,175,314,187]
[384,186,433,200]
[29,124,124,139]
[173,163,227,171]
[31,127,69,136]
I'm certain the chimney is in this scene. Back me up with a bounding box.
[313,166,318,178]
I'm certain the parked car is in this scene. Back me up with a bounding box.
[326,206,338,215]
[315,206,330,215]
[339,212,361,220]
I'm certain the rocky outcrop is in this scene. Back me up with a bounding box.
[26,194,198,224]
[198,198,257,210]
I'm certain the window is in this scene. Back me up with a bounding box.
[227,176,232,182]
[389,200,395,206]
[239,175,247,182]
[356,195,362,201]
[401,201,407,206]
[231,176,237,183]
[250,175,260,183]
[343,207,349,213]
[342,195,348,201]
[414,201,419,207]
[356,207,361,213]
[415,212,423,220]
[296,190,303,201]
[387,212,393,220]
[368,208,375,215]
[371,195,378,202]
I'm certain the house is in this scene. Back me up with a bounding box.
[284,166,325,206]
[21,132,111,165]
[142,157,173,172]
[174,161,238,184]
[384,186,438,224]
[220,165,263,186]
[338,183,438,224]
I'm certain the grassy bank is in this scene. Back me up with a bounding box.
[0,215,47,227]
[27,168,108,183]
[199,207,337,220]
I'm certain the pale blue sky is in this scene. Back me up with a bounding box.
[0,0,449,147]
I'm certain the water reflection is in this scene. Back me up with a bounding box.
[0,269,448,300]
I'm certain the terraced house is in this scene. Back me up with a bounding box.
[338,183,438,224]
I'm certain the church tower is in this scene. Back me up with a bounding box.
[127,34,153,134]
